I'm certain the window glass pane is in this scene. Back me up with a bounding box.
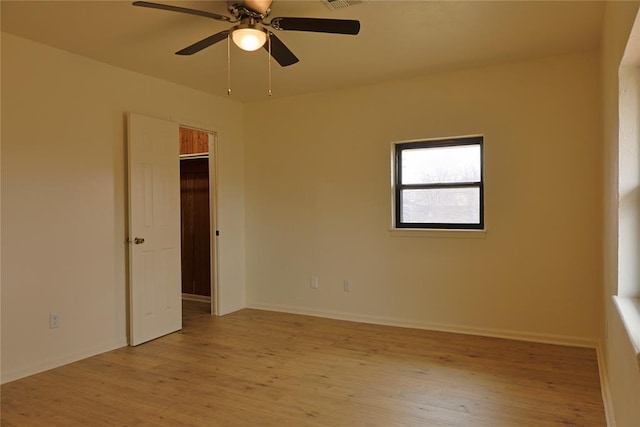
[401,188,480,224]
[401,144,481,184]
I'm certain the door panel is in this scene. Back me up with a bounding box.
[128,113,182,346]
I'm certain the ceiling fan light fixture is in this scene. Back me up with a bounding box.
[232,26,267,52]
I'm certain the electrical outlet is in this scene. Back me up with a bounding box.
[343,280,351,292]
[310,276,319,289]
[49,313,60,329]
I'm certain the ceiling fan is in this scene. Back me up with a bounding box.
[132,0,361,67]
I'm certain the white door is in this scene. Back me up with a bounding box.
[128,113,182,346]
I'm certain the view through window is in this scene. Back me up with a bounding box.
[394,136,484,229]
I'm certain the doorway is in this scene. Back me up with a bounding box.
[179,127,216,316]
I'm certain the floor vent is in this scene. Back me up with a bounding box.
[321,0,363,11]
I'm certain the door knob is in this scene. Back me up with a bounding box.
[134,237,145,245]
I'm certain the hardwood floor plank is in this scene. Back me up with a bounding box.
[1,301,606,426]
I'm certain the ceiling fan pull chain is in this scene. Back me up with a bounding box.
[227,33,232,96]
[268,32,273,96]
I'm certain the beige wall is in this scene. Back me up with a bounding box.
[0,33,246,382]
[244,51,602,344]
[601,2,640,426]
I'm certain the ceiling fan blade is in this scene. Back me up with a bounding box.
[264,33,299,67]
[132,1,232,22]
[176,30,230,55]
[270,17,360,35]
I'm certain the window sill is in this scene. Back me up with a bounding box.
[612,295,640,370]
[389,228,487,239]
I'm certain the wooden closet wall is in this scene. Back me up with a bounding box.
[180,128,211,298]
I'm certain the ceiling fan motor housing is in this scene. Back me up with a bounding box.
[228,1,271,19]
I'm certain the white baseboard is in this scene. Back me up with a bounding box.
[218,303,246,317]
[246,301,599,349]
[596,344,616,427]
[0,338,128,385]
[182,293,211,303]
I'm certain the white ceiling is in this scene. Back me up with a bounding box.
[1,1,604,102]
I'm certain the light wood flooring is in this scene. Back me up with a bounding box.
[1,301,606,426]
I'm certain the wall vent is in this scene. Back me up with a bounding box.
[321,0,362,11]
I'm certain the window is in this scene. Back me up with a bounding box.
[394,136,484,230]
